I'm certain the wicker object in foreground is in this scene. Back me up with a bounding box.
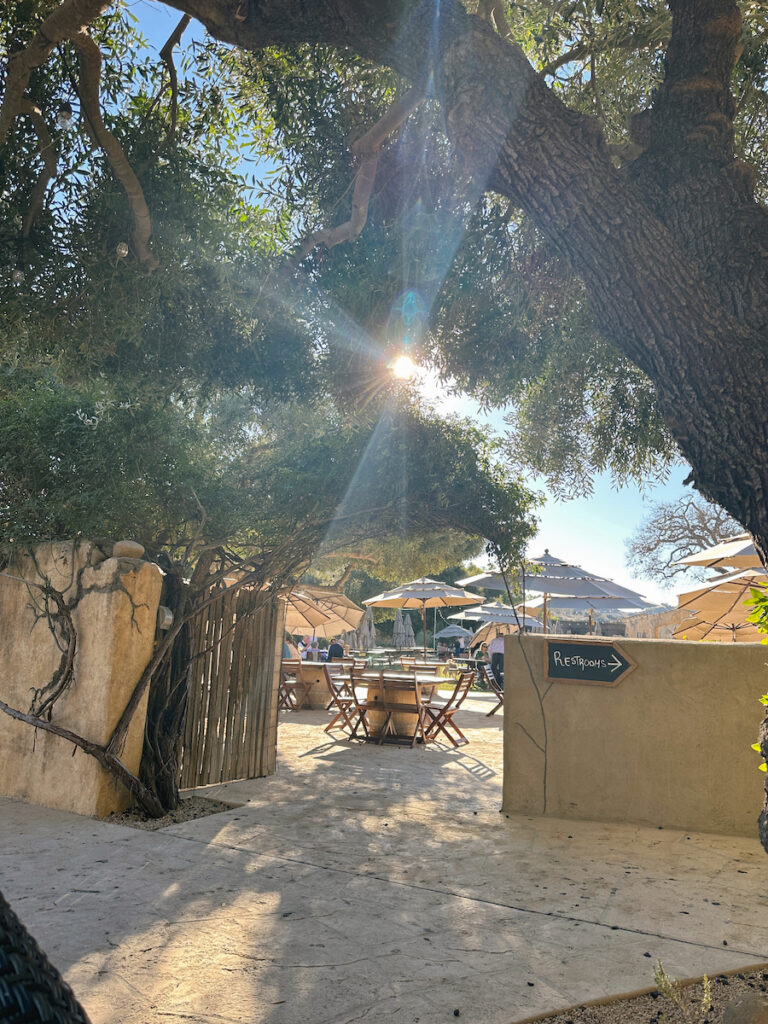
[0,889,91,1023]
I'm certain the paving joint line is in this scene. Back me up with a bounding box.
[156,829,764,961]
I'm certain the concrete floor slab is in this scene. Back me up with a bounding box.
[1,695,766,1024]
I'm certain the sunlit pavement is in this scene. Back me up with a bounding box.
[1,693,766,1024]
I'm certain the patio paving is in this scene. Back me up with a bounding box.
[1,692,766,1024]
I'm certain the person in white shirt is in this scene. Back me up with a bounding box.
[488,632,505,687]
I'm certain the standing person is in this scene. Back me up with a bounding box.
[327,637,344,660]
[283,634,300,660]
[488,630,505,688]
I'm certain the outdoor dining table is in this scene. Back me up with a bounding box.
[359,671,444,743]
[294,662,333,710]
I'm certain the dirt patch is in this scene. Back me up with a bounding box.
[526,968,768,1024]
[104,795,236,831]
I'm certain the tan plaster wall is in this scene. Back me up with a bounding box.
[0,541,162,817]
[502,633,766,837]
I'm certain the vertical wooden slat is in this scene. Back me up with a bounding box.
[182,600,211,788]
[251,599,276,777]
[233,591,256,781]
[198,589,221,786]
[179,585,283,789]
[213,588,236,783]
[245,600,268,778]
[224,591,247,780]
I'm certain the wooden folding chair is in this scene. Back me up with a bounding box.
[423,670,475,746]
[322,664,369,739]
[279,659,312,711]
[400,656,416,670]
[368,675,428,747]
[481,663,504,716]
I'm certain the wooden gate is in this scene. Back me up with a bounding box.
[180,588,283,789]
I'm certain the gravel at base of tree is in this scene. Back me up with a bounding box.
[533,970,768,1024]
[104,796,235,831]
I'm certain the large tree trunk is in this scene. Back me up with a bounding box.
[139,568,192,812]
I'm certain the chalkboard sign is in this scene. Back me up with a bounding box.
[545,639,635,686]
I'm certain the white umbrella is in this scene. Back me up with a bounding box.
[364,577,484,657]
[402,612,416,647]
[675,533,761,571]
[448,601,538,626]
[434,624,474,639]
[357,606,377,650]
[457,550,648,634]
[392,608,408,648]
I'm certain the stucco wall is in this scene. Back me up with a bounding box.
[0,542,162,817]
[502,633,766,836]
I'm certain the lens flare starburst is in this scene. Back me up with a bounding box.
[392,354,417,380]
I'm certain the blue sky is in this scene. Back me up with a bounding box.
[131,1,696,606]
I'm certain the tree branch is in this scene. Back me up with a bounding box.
[72,29,159,270]
[160,14,192,140]
[294,86,424,261]
[0,699,164,817]
[17,101,58,239]
[0,0,110,149]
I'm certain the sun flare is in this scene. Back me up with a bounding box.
[391,354,417,380]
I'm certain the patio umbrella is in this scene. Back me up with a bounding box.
[392,608,408,648]
[434,624,474,639]
[296,585,366,630]
[448,601,541,627]
[297,584,365,638]
[457,551,648,634]
[402,612,416,648]
[672,568,768,642]
[470,618,542,647]
[358,606,377,650]
[283,591,333,633]
[364,577,484,657]
[675,533,761,571]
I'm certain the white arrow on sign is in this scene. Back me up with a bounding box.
[608,653,623,674]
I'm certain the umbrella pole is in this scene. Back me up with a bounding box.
[422,604,427,658]
[588,609,594,635]
[543,594,548,634]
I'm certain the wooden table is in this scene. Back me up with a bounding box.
[295,662,333,710]
[360,672,442,744]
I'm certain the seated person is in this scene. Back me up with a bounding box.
[327,637,345,660]
[283,634,300,660]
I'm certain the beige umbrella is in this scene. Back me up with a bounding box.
[676,533,761,571]
[283,591,333,633]
[364,577,484,657]
[672,569,768,642]
[296,584,365,638]
[471,620,531,647]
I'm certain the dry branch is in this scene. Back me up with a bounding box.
[72,30,159,270]
[160,14,192,139]
[0,571,76,718]
[294,87,425,261]
[0,700,164,817]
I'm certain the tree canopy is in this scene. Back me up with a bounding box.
[3,0,768,835]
